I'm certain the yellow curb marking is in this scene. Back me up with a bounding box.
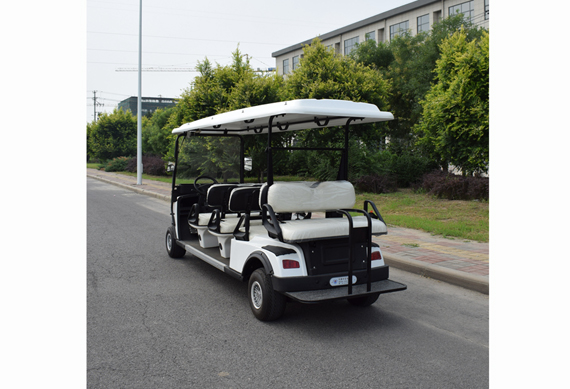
[378,236,489,263]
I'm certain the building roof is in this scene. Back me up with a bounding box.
[271,0,439,57]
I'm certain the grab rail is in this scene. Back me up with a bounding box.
[335,209,373,294]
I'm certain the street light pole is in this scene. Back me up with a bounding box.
[136,0,143,185]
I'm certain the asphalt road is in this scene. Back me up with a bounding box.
[87,178,489,389]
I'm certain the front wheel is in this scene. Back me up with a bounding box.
[248,268,286,321]
[347,293,380,307]
[166,226,186,259]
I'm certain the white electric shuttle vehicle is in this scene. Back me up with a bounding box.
[165,99,406,321]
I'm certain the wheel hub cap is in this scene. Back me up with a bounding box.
[251,281,263,309]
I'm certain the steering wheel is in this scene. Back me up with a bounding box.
[194,175,219,195]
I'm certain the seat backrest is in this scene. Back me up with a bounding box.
[228,186,261,213]
[206,184,238,208]
[261,181,355,213]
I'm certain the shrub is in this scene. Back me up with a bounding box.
[126,154,167,176]
[389,153,439,187]
[417,170,488,200]
[353,174,398,194]
[103,156,131,172]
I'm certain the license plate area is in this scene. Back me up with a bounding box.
[329,275,357,287]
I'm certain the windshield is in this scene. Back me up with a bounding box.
[175,135,242,184]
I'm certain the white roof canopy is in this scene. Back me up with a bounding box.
[172,99,393,136]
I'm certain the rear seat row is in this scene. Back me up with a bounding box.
[188,180,387,258]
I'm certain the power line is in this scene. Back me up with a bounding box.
[116,67,198,72]
[90,90,131,97]
[87,30,287,46]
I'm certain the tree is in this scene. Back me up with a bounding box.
[414,30,489,175]
[349,39,394,70]
[280,38,393,179]
[165,48,284,180]
[350,14,486,154]
[87,108,137,161]
[283,38,390,109]
[141,107,175,158]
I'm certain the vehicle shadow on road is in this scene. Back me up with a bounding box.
[175,253,406,334]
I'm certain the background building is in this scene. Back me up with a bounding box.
[272,0,489,76]
[118,96,178,117]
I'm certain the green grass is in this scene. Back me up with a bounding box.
[356,189,489,242]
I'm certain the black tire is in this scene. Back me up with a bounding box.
[166,226,186,259]
[248,268,286,321]
[347,293,380,307]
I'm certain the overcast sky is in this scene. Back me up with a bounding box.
[87,0,415,122]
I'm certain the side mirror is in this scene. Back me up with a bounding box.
[244,157,252,172]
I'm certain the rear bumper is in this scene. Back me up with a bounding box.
[271,266,389,293]
[271,265,407,302]
[283,279,407,303]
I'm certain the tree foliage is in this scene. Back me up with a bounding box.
[350,14,486,154]
[165,48,284,180]
[414,30,489,174]
[86,20,489,183]
[87,108,137,161]
[141,107,175,159]
[283,38,392,174]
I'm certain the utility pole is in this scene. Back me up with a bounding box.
[136,0,143,185]
[92,91,104,122]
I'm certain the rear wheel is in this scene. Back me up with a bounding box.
[347,293,380,307]
[166,226,186,259]
[248,268,286,321]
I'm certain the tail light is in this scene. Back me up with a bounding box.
[371,251,382,261]
[282,259,300,269]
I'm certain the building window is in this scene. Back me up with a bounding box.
[433,10,441,24]
[378,28,384,42]
[389,20,409,40]
[283,58,289,75]
[485,0,489,20]
[344,36,359,55]
[292,55,300,71]
[417,14,429,33]
[365,31,375,42]
[449,1,474,22]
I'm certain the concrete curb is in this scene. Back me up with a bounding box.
[88,172,489,295]
[384,254,489,295]
[87,174,170,202]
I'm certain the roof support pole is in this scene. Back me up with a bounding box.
[267,115,276,186]
[337,118,356,181]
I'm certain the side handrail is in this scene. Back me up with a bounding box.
[364,200,386,225]
[187,203,200,225]
[233,214,250,241]
[261,204,284,242]
[207,209,222,233]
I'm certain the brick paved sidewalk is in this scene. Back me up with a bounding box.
[87,168,489,293]
[374,226,489,294]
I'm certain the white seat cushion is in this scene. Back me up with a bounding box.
[263,181,355,212]
[278,216,387,242]
[218,218,263,234]
[190,212,239,227]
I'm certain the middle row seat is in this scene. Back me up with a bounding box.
[188,183,262,252]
